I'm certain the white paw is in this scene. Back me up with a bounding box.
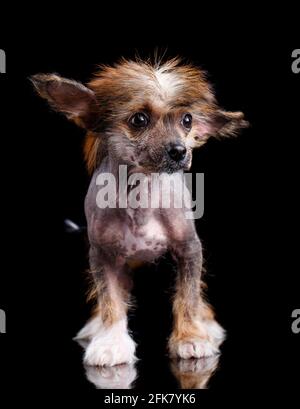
[84,330,136,367]
[76,317,137,367]
[85,363,137,389]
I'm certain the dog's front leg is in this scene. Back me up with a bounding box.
[76,247,136,367]
[168,238,225,359]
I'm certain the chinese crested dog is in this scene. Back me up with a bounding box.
[32,57,247,366]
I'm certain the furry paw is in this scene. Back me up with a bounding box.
[169,338,219,359]
[168,320,225,359]
[75,317,137,367]
[84,330,136,366]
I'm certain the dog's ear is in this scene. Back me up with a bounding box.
[30,74,99,129]
[211,109,249,138]
[190,109,249,148]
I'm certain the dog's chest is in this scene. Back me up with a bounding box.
[121,209,168,260]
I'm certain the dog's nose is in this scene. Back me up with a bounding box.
[167,143,187,162]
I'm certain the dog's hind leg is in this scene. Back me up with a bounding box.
[76,247,136,367]
[168,238,225,359]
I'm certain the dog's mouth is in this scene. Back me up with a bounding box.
[161,159,190,173]
[139,158,191,174]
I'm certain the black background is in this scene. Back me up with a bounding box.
[0,8,299,403]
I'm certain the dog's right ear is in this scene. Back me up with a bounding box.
[30,74,99,130]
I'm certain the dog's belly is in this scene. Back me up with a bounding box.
[122,217,168,262]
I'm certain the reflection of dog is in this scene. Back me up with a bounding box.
[171,356,220,389]
[32,57,247,367]
[85,363,137,389]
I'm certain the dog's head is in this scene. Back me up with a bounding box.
[31,58,248,174]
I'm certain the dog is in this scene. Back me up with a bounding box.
[31,57,248,367]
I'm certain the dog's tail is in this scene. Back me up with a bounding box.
[64,218,86,234]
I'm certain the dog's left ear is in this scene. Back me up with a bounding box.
[30,74,99,129]
[191,109,249,147]
[211,109,249,138]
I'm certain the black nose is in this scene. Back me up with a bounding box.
[167,143,187,162]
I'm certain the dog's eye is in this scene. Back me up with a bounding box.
[181,113,193,130]
[130,112,149,128]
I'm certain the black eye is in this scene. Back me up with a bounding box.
[181,113,193,130]
[130,112,149,128]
